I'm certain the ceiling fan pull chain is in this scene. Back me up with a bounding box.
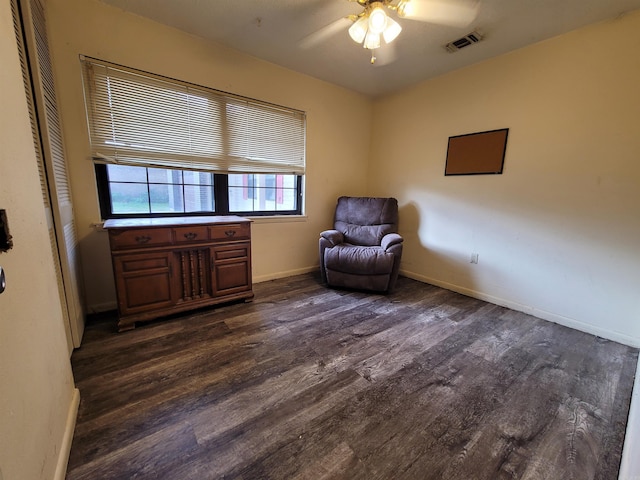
[370,49,377,64]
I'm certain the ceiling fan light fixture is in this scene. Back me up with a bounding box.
[363,30,381,49]
[368,3,388,34]
[383,17,402,44]
[348,15,369,43]
[396,0,414,18]
[348,0,406,56]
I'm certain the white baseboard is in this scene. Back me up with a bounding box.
[400,269,640,348]
[88,268,639,347]
[54,388,80,480]
[253,266,318,284]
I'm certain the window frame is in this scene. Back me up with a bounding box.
[95,164,303,219]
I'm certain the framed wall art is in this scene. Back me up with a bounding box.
[445,128,509,176]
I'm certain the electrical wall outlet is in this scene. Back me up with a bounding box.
[470,253,479,264]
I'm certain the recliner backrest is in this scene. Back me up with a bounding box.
[334,197,398,246]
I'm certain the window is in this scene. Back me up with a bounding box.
[81,57,305,218]
[228,173,300,213]
[96,165,302,218]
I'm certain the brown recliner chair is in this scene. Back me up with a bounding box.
[319,196,403,293]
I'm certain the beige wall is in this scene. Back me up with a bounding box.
[45,0,640,346]
[3,2,637,475]
[0,1,78,478]
[370,11,640,345]
[1,3,637,478]
[46,0,372,311]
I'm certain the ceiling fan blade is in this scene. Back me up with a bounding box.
[401,0,480,28]
[299,16,352,49]
[372,42,398,67]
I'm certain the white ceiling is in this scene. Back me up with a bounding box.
[99,0,640,97]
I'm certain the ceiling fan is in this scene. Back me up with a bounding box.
[302,0,480,64]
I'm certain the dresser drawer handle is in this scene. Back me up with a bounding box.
[224,230,236,237]
[135,235,151,244]
[183,232,198,240]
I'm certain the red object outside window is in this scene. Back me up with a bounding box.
[276,175,283,204]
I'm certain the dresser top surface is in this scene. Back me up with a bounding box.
[103,215,251,230]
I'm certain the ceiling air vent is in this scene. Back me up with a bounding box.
[445,30,483,53]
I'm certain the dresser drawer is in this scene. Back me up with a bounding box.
[209,223,250,241]
[212,243,250,261]
[173,225,209,244]
[109,228,173,250]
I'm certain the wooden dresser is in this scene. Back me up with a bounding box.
[104,216,253,331]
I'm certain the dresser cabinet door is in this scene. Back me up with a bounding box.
[112,251,174,315]
[211,243,251,296]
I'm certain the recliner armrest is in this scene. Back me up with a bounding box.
[381,233,403,251]
[320,229,344,246]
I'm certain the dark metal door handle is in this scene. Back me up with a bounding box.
[0,266,6,294]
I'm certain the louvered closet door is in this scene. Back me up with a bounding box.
[18,0,84,349]
[10,0,73,353]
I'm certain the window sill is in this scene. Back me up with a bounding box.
[247,215,307,224]
[92,214,308,231]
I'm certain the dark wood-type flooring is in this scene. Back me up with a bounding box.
[66,274,638,479]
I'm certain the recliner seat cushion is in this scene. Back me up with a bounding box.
[324,244,394,275]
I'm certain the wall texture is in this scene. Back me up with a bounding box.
[45,0,372,311]
[45,0,639,346]
[0,1,78,478]
[369,11,640,346]
[4,2,638,476]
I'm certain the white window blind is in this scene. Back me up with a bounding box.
[80,57,306,174]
